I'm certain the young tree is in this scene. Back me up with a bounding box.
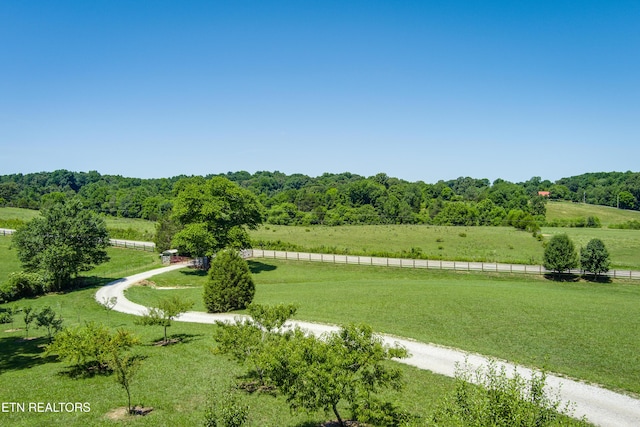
[264,324,409,427]
[580,238,610,279]
[543,234,578,277]
[214,303,298,386]
[171,176,264,257]
[35,306,64,343]
[204,250,255,313]
[22,306,36,339]
[135,296,193,344]
[46,322,139,371]
[12,198,110,291]
[101,296,118,325]
[110,349,142,415]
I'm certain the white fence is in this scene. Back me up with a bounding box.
[110,239,156,252]
[248,249,640,280]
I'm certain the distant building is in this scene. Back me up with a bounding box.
[538,191,551,197]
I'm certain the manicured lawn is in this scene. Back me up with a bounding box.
[126,259,640,395]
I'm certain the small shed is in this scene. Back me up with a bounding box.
[161,249,179,264]
[538,191,550,197]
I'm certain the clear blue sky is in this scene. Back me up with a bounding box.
[1,1,638,184]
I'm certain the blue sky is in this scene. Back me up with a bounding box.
[1,1,638,184]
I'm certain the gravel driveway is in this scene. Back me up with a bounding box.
[95,264,640,427]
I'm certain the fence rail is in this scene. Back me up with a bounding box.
[109,239,156,252]
[248,249,640,280]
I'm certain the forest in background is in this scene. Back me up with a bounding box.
[0,169,639,228]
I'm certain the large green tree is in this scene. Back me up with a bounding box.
[543,234,578,277]
[580,238,610,278]
[12,198,110,291]
[171,177,264,257]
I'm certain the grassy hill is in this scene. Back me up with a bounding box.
[546,200,640,226]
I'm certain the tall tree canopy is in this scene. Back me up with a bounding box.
[12,198,110,290]
[171,176,264,257]
[543,234,578,276]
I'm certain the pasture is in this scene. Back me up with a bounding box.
[0,207,155,241]
[546,200,640,226]
[250,223,640,270]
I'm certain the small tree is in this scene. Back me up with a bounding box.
[543,234,578,277]
[580,238,610,279]
[214,303,297,387]
[204,250,255,313]
[136,296,193,344]
[46,322,139,372]
[35,306,64,343]
[265,324,409,427]
[110,349,142,415]
[22,306,36,339]
[101,296,118,325]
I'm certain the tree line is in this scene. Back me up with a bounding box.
[1,170,639,227]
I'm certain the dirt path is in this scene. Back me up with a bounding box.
[95,264,640,427]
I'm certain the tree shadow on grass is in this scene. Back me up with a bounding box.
[58,361,112,379]
[543,273,581,282]
[248,260,277,274]
[582,274,613,284]
[61,276,122,293]
[179,269,208,277]
[144,333,203,346]
[58,355,149,379]
[0,335,58,374]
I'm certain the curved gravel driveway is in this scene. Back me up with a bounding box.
[95,264,640,427]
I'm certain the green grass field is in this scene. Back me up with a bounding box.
[0,207,156,241]
[546,200,640,226]
[0,249,456,426]
[250,223,640,270]
[125,260,640,397]
[251,224,547,264]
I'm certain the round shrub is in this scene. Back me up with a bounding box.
[204,250,255,313]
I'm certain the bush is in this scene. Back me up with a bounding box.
[609,220,640,230]
[204,250,255,313]
[432,360,589,426]
[0,271,45,303]
[0,311,12,324]
[204,387,249,427]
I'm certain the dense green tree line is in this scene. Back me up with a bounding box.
[1,170,639,226]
